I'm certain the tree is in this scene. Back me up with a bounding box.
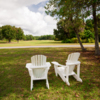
[54,20,76,41]
[0,27,3,40]
[45,0,86,51]
[25,35,34,40]
[82,0,100,55]
[2,25,16,43]
[16,27,24,42]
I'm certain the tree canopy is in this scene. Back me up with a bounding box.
[16,27,24,42]
[2,25,16,42]
[1,25,24,42]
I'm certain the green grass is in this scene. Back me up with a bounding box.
[0,47,100,100]
[0,40,98,47]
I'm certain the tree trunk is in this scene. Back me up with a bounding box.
[92,3,100,55]
[9,39,11,43]
[17,40,19,43]
[75,31,86,51]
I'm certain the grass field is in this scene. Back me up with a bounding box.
[0,47,100,100]
[0,40,98,47]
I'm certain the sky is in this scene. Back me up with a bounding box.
[0,0,57,36]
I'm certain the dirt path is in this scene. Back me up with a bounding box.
[0,45,99,49]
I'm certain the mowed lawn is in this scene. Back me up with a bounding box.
[0,47,100,100]
[0,40,98,47]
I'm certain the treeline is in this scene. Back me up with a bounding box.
[24,35,55,40]
[0,25,55,42]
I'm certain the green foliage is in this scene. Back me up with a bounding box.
[0,28,3,40]
[81,39,87,43]
[79,29,95,43]
[87,38,95,43]
[54,38,59,41]
[25,35,34,40]
[98,28,100,41]
[2,25,16,42]
[85,19,94,33]
[53,21,68,40]
[16,27,24,42]
[54,19,76,41]
[62,39,72,43]
[97,14,100,41]
[84,30,94,39]
[38,35,55,40]
[62,38,78,43]
[23,35,55,41]
[1,25,24,42]
[71,38,78,43]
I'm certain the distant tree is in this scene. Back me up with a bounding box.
[85,19,94,33]
[97,14,100,41]
[38,35,55,40]
[54,20,76,41]
[16,27,24,42]
[0,27,3,40]
[85,15,100,42]
[2,25,16,43]
[34,36,40,40]
[25,35,34,40]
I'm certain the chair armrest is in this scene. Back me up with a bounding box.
[66,61,80,66]
[46,62,51,67]
[26,63,51,69]
[28,68,33,76]
[52,61,67,67]
[51,61,60,66]
[58,64,67,67]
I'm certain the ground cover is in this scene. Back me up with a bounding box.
[0,40,98,47]
[0,47,100,100]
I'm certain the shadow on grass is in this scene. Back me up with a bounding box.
[0,41,8,44]
[0,47,100,99]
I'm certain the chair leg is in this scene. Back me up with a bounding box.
[54,65,58,76]
[65,66,70,86]
[73,74,82,82]
[73,64,82,82]
[65,76,70,86]
[46,79,49,89]
[30,77,33,91]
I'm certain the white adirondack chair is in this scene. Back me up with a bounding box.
[26,55,51,90]
[52,52,82,86]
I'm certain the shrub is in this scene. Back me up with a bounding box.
[82,39,87,43]
[71,38,78,43]
[54,38,59,41]
[84,30,94,39]
[87,38,95,43]
[62,39,72,43]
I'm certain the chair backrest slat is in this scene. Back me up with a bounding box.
[67,52,80,62]
[31,55,46,66]
[41,55,43,65]
[67,52,80,74]
[31,55,47,78]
